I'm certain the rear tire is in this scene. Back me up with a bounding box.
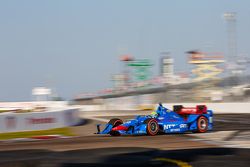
[108,118,123,136]
[144,118,159,136]
[196,116,208,133]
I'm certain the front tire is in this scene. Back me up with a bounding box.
[144,118,159,136]
[108,118,123,127]
[108,118,123,136]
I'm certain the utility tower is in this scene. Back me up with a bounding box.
[223,12,238,74]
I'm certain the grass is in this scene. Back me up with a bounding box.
[0,109,33,113]
[0,127,75,140]
[0,110,10,113]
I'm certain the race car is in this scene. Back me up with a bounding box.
[96,103,213,136]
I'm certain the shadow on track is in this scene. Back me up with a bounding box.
[0,147,249,167]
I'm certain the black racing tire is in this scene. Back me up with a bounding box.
[144,118,159,136]
[195,116,208,133]
[108,118,123,127]
[108,118,123,136]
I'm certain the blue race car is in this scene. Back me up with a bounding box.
[96,103,213,136]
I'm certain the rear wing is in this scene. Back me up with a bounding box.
[173,105,207,115]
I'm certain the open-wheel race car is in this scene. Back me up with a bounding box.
[96,103,213,136]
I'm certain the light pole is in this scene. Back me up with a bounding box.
[223,12,238,75]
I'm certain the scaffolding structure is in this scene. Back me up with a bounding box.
[187,51,225,101]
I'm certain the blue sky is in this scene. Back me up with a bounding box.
[0,0,250,101]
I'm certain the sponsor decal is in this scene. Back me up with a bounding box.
[170,129,181,132]
[26,117,56,124]
[164,124,187,130]
[138,130,146,133]
[5,116,17,129]
[179,124,187,128]
[164,124,176,130]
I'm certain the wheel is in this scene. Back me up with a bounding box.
[144,118,159,136]
[108,118,123,127]
[196,116,208,133]
[108,118,123,136]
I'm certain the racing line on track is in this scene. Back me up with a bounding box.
[154,157,192,167]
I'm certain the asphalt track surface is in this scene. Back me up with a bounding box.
[0,113,250,167]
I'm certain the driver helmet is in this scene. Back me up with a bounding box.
[150,111,158,118]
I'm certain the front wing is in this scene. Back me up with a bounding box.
[96,123,148,135]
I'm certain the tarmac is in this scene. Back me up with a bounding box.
[0,111,250,167]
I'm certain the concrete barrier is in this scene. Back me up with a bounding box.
[0,108,81,133]
[78,102,250,114]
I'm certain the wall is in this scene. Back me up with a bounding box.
[163,103,250,114]
[0,108,81,133]
[79,102,250,114]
